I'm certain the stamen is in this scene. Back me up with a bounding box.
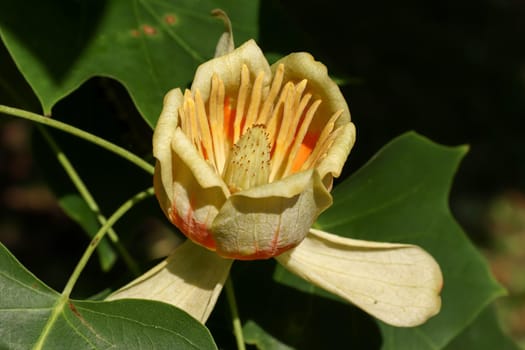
[209,74,226,172]
[178,90,189,136]
[194,90,214,165]
[266,82,291,149]
[234,65,250,143]
[283,99,321,176]
[223,125,271,193]
[257,64,285,125]
[243,71,265,135]
[295,93,313,126]
[302,110,344,170]
[183,91,203,157]
[178,62,342,190]
[294,79,308,104]
[269,81,308,181]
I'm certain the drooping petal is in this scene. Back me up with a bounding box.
[275,228,443,327]
[107,240,233,323]
[211,170,332,260]
[316,122,356,187]
[272,53,356,186]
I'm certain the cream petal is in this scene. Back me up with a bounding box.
[272,53,356,182]
[317,122,356,185]
[169,127,230,247]
[170,127,229,192]
[273,53,351,130]
[211,170,332,259]
[275,229,443,327]
[152,89,183,210]
[107,240,233,323]
[153,163,170,219]
[191,39,272,101]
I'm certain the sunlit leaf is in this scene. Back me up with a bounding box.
[0,0,259,127]
[0,241,217,349]
[274,132,507,349]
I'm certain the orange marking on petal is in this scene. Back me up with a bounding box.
[216,223,298,260]
[169,205,216,250]
[218,244,296,260]
[223,96,235,144]
[269,224,281,255]
[200,141,209,161]
[291,131,319,173]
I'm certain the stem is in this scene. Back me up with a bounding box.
[62,187,154,298]
[32,187,154,350]
[0,104,154,175]
[38,125,141,276]
[225,276,246,350]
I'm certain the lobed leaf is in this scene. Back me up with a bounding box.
[274,132,507,349]
[443,305,519,350]
[0,241,217,349]
[0,0,259,127]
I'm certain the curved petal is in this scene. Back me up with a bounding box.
[152,88,230,248]
[317,122,356,185]
[272,53,356,182]
[191,39,272,101]
[152,88,183,213]
[169,127,230,248]
[107,240,233,324]
[275,229,443,327]
[211,170,332,260]
[273,52,350,130]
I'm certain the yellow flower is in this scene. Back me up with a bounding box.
[108,38,442,327]
[153,39,352,260]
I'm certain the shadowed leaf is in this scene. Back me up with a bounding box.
[274,132,507,349]
[0,0,259,127]
[0,241,217,349]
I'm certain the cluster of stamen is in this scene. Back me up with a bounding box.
[178,63,343,193]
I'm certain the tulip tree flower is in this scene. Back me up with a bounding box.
[108,25,442,328]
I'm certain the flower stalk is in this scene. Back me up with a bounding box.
[225,277,246,350]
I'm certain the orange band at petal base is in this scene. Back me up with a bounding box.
[169,206,217,250]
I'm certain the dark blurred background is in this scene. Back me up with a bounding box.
[259,1,525,344]
[1,0,524,347]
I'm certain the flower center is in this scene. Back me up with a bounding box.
[178,64,343,193]
[222,124,271,192]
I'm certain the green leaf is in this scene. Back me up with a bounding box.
[274,132,506,349]
[58,194,117,272]
[0,0,259,127]
[444,305,519,350]
[0,40,39,110]
[243,320,294,350]
[0,241,217,349]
